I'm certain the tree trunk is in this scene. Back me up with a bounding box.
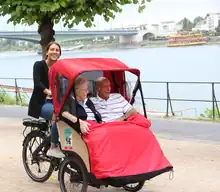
[38,16,55,59]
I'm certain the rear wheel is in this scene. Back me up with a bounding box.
[59,155,88,192]
[22,130,54,182]
[123,181,145,192]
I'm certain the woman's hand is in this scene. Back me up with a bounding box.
[43,88,51,96]
[47,89,52,97]
[46,94,52,100]
[44,89,52,100]
[46,89,52,99]
[79,120,91,134]
[47,90,52,96]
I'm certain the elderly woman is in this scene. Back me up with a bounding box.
[47,76,101,158]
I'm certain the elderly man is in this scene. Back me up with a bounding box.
[90,77,137,122]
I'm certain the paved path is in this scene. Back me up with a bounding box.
[151,117,220,144]
[1,106,220,192]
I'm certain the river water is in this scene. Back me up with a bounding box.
[0,44,219,117]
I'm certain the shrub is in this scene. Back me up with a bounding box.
[200,107,220,119]
[0,92,28,106]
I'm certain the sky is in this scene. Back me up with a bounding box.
[0,0,219,31]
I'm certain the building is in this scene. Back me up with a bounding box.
[122,22,183,37]
[192,19,208,31]
[205,13,220,31]
[156,21,182,35]
[160,21,177,32]
[192,13,220,31]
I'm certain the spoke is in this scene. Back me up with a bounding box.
[25,135,51,178]
[63,163,83,192]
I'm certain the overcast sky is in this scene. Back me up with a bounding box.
[0,0,219,31]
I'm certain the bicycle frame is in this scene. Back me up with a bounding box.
[31,134,51,159]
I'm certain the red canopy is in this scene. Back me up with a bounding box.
[48,58,140,115]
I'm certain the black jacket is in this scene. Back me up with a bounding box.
[28,60,49,118]
[61,96,102,133]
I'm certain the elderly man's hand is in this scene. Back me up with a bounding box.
[112,116,126,122]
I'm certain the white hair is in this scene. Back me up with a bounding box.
[75,75,88,89]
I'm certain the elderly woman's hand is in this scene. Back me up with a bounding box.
[79,120,91,134]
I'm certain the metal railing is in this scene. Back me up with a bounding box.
[0,77,32,105]
[140,81,220,120]
[0,78,220,120]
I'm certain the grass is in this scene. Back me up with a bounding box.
[159,106,220,123]
[161,115,220,123]
[0,92,28,106]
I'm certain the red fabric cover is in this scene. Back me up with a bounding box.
[82,114,172,179]
[48,58,140,116]
[103,71,125,95]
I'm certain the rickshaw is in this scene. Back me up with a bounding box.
[22,58,173,192]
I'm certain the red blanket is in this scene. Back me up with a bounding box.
[83,114,172,179]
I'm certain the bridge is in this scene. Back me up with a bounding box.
[0,28,160,44]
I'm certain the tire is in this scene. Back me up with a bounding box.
[59,155,88,192]
[22,130,54,182]
[123,181,145,192]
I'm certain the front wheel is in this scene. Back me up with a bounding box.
[123,181,145,192]
[22,130,54,182]
[59,155,88,192]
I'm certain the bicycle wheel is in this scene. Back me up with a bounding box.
[59,155,88,192]
[123,181,145,192]
[22,130,54,182]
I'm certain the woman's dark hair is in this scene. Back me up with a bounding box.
[45,41,62,59]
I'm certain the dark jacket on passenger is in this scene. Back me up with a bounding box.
[28,60,49,118]
[60,95,102,133]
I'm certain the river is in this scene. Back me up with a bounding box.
[0,44,219,117]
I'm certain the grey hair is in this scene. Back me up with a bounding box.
[75,75,88,89]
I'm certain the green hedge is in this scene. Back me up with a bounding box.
[0,92,28,106]
[200,107,220,119]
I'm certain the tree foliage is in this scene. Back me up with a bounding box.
[178,17,193,31]
[193,16,203,27]
[0,0,150,28]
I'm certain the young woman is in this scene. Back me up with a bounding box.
[28,41,64,158]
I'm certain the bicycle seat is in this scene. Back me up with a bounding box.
[23,118,49,131]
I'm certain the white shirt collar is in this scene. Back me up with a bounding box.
[96,95,109,102]
[72,96,88,106]
[97,95,104,101]
[81,98,88,106]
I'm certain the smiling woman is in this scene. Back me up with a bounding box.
[27,41,65,158]
[45,41,62,61]
[28,41,62,119]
